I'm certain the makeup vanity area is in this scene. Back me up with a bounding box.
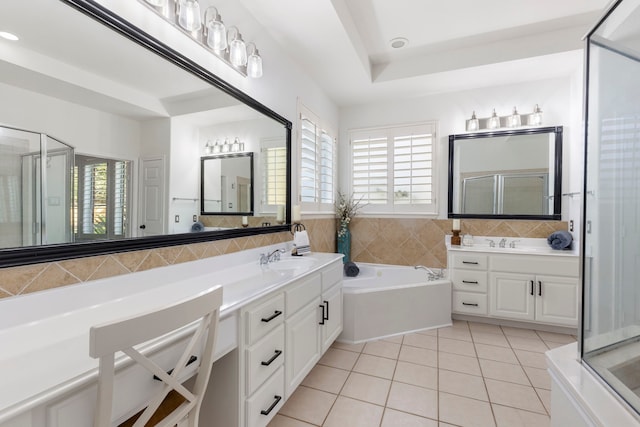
[0,246,343,427]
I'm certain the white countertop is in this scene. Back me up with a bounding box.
[446,235,579,257]
[0,245,341,422]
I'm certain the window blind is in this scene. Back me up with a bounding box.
[299,110,336,207]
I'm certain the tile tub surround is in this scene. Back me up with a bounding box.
[0,218,337,300]
[270,320,576,427]
[350,218,568,268]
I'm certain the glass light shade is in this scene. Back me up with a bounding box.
[212,140,221,154]
[231,138,240,152]
[531,104,543,126]
[247,52,263,78]
[178,0,201,32]
[230,38,247,67]
[204,140,213,155]
[221,139,230,153]
[466,111,479,131]
[206,20,227,51]
[488,109,500,129]
[508,107,521,127]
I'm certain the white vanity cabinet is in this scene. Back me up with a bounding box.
[449,247,579,327]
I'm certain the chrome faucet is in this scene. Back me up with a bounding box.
[415,265,444,280]
[499,238,507,248]
[509,239,521,249]
[486,239,496,248]
[260,248,286,265]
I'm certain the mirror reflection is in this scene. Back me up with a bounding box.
[448,127,562,220]
[201,153,254,215]
[0,0,289,249]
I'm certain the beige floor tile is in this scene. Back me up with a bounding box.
[318,348,360,370]
[331,341,365,353]
[267,414,317,427]
[386,381,438,419]
[394,361,438,390]
[450,319,469,329]
[439,392,496,427]
[485,378,546,414]
[475,343,519,364]
[381,408,438,427]
[323,396,384,427]
[536,331,576,344]
[469,322,503,335]
[514,349,547,369]
[416,327,438,336]
[438,326,472,342]
[438,369,488,401]
[472,331,511,347]
[403,333,438,350]
[536,388,551,414]
[523,366,551,390]
[501,326,540,339]
[352,353,397,379]
[480,359,530,385]
[492,404,550,427]
[506,335,549,353]
[381,334,404,344]
[363,340,402,359]
[340,372,391,406]
[438,424,458,427]
[543,341,565,350]
[438,351,482,376]
[279,386,336,425]
[301,364,350,394]
[399,345,438,368]
[439,337,476,357]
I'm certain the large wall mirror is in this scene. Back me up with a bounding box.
[448,127,562,220]
[0,0,291,267]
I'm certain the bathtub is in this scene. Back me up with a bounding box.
[338,263,452,343]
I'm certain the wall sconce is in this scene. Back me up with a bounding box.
[508,106,521,128]
[139,0,263,78]
[487,109,500,130]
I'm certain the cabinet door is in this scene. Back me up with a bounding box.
[535,275,579,326]
[489,272,535,321]
[285,299,321,398]
[321,284,342,353]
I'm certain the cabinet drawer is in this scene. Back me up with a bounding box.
[246,366,285,427]
[246,324,285,396]
[246,293,285,345]
[321,262,343,292]
[451,253,487,270]
[286,273,321,316]
[451,270,487,292]
[453,291,488,315]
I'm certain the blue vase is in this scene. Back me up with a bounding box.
[336,223,351,263]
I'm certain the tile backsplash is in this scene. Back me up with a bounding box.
[0,217,564,300]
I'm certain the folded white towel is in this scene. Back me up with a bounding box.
[294,230,311,254]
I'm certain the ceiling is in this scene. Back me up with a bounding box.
[240,0,612,106]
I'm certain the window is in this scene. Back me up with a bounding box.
[74,155,130,240]
[350,122,437,214]
[261,137,287,211]
[299,106,336,211]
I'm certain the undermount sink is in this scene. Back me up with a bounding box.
[267,257,316,272]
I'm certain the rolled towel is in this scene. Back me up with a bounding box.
[344,261,360,277]
[191,221,205,232]
[547,230,573,250]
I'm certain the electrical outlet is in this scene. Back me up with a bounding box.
[569,220,574,232]
[193,215,197,222]
[174,215,180,223]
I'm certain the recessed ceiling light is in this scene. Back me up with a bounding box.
[390,37,408,49]
[0,31,19,41]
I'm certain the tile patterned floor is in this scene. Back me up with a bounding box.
[268,320,576,427]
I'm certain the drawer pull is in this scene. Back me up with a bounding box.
[260,395,282,416]
[261,350,283,366]
[323,300,329,321]
[462,302,479,307]
[261,310,283,323]
[319,304,326,325]
[153,355,197,381]
[462,261,479,265]
[530,281,534,296]
[462,280,478,284]
[538,281,542,296]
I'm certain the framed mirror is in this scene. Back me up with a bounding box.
[201,153,254,215]
[0,0,291,267]
[448,126,562,220]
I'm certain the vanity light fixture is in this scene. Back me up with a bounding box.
[466,111,479,132]
[247,42,263,78]
[0,31,19,41]
[487,109,501,130]
[203,7,227,51]
[228,26,247,67]
[508,106,521,128]
[177,0,202,32]
[531,104,543,126]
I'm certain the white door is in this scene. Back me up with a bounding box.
[489,272,535,321]
[139,157,166,237]
[535,275,579,326]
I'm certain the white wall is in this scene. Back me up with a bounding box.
[339,75,584,228]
